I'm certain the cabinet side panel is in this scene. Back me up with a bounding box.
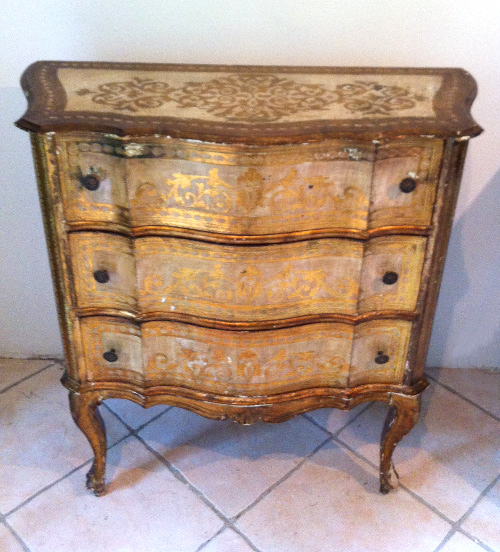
[30,133,81,380]
[406,138,469,383]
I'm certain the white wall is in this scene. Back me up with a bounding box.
[0,0,499,368]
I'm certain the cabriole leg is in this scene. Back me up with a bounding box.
[69,390,107,496]
[379,393,420,494]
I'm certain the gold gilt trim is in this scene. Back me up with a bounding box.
[65,222,431,243]
[30,133,79,378]
[72,308,418,329]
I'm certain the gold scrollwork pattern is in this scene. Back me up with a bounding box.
[136,238,362,320]
[75,73,428,122]
[130,163,370,233]
[142,322,353,394]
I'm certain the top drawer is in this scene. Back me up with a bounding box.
[56,136,442,235]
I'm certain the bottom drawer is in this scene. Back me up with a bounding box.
[79,317,411,395]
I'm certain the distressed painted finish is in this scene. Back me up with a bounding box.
[55,135,442,236]
[136,237,362,320]
[18,63,481,497]
[369,141,443,228]
[69,232,425,320]
[77,316,411,395]
[358,235,427,313]
[17,62,481,140]
[69,232,136,311]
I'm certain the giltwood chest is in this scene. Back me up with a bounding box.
[17,62,481,496]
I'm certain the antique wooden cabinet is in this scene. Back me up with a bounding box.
[17,62,481,496]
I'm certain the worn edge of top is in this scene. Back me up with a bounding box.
[15,60,483,144]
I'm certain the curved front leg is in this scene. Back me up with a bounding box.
[380,393,420,494]
[69,390,107,496]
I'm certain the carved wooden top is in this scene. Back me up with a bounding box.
[17,61,481,143]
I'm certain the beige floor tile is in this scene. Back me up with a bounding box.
[7,437,223,552]
[461,478,500,551]
[306,403,369,433]
[438,532,489,552]
[105,398,170,429]
[0,364,130,513]
[236,441,450,552]
[139,407,328,517]
[337,382,500,521]
[201,528,255,551]
[0,358,54,392]
[427,366,500,419]
[0,524,26,552]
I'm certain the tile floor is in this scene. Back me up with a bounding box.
[0,358,499,552]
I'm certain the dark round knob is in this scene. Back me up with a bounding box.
[382,271,399,285]
[80,174,100,191]
[93,269,110,284]
[399,177,417,194]
[375,351,390,365]
[103,349,118,363]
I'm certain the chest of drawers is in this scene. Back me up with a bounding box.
[17,62,481,496]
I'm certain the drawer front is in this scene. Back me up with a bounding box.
[136,236,424,319]
[69,233,137,311]
[57,137,375,233]
[143,321,352,395]
[349,320,411,386]
[58,140,129,225]
[358,235,427,313]
[128,156,372,234]
[369,141,443,228]
[136,238,362,320]
[58,137,442,233]
[71,233,424,318]
[80,317,143,384]
[78,317,411,393]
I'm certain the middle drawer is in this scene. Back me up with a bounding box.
[69,233,426,320]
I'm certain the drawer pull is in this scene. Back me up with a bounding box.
[374,351,390,364]
[103,349,118,363]
[399,177,417,194]
[382,271,399,285]
[93,269,110,284]
[80,174,100,191]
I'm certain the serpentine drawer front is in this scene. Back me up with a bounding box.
[17,62,481,497]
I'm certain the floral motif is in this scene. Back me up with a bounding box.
[75,73,427,122]
[143,262,340,306]
[335,81,427,116]
[145,348,349,386]
[131,167,368,218]
[167,73,340,122]
[76,77,174,112]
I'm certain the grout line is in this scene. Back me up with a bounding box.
[193,525,230,552]
[133,432,226,511]
[4,430,133,519]
[456,528,499,552]
[195,524,264,552]
[102,401,173,434]
[132,432,263,551]
[432,528,457,552]
[4,460,92,518]
[333,402,375,437]
[227,525,264,552]
[232,434,333,522]
[302,401,375,438]
[0,361,58,395]
[456,472,500,526]
[333,435,457,526]
[2,519,32,552]
[300,413,332,436]
[427,374,500,422]
[335,433,500,548]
